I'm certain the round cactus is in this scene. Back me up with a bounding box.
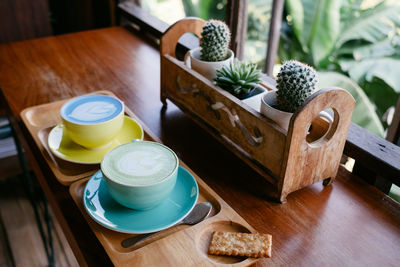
[200,20,231,62]
[276,60,318,113]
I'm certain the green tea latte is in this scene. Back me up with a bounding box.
[101,141,178,186]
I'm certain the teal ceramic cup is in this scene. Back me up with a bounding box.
[101,141,179,210]
[60,94,124,149]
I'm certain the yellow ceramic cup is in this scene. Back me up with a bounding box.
[60,94,124,149]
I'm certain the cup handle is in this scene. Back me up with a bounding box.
[184,50,191,68]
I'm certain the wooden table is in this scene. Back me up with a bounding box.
[1,26,399,266]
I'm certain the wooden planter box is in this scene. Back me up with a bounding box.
[160,18,355,202]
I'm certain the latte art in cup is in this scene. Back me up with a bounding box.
[117,151,163,177]
[68,101,119,123]
[101,141,178,186]
[61,95,123,124]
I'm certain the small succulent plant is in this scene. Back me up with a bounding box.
[200,20,231,62]
[276,60,318,113]
[215,60,262,98]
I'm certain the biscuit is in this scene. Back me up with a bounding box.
[208,231,272,258]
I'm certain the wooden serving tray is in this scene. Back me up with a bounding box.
[21,90,267,265]
[20,90,156,185]
[70,163,264,266]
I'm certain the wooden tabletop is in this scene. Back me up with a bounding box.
[1,26,399,266]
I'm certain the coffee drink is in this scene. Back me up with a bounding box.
[101,141,179,210]
[60,94,124,149]
[101,141,178,185]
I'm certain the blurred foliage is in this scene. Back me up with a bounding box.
[244,0,272,69]
[246,1,271,41]
[181,0,226,20]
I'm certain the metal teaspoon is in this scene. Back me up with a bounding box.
[121,202,212,248]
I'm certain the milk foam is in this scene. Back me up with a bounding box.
[69,101,117,122]
[61,95,123,124]
[102,142,177,186]
[117,151,163,177]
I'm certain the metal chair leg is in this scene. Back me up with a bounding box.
[7,115,55,267]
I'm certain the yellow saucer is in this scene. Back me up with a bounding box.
[48,116,144,164]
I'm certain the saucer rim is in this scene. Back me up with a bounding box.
[83,166,199,234]
[47,115,144,165]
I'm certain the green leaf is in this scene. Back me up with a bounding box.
[233,85,242,94]
[309,0,342,66]
[339,57,400,92]
[181,0,226,20]
[359,77,399,123]
[198,0,213,19]
[286,0,342,66]
[339,0,363,30]
[245,82,259,88]
[318,71,385,136]
[216,77,235,84]
[278,28,307,62]
[181,0,198,17]
[286,0,307,50]
[336,1,400,48]
[335,42,361,57]
[352,35,400,60]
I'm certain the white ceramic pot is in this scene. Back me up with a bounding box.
[184,47,234,81]
[260,90,333,131]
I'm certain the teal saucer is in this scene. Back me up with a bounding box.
[83,166,199,234]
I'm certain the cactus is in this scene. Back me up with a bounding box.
[200,20,231,62]
[215,59,262,98]
[276,60,318,113]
